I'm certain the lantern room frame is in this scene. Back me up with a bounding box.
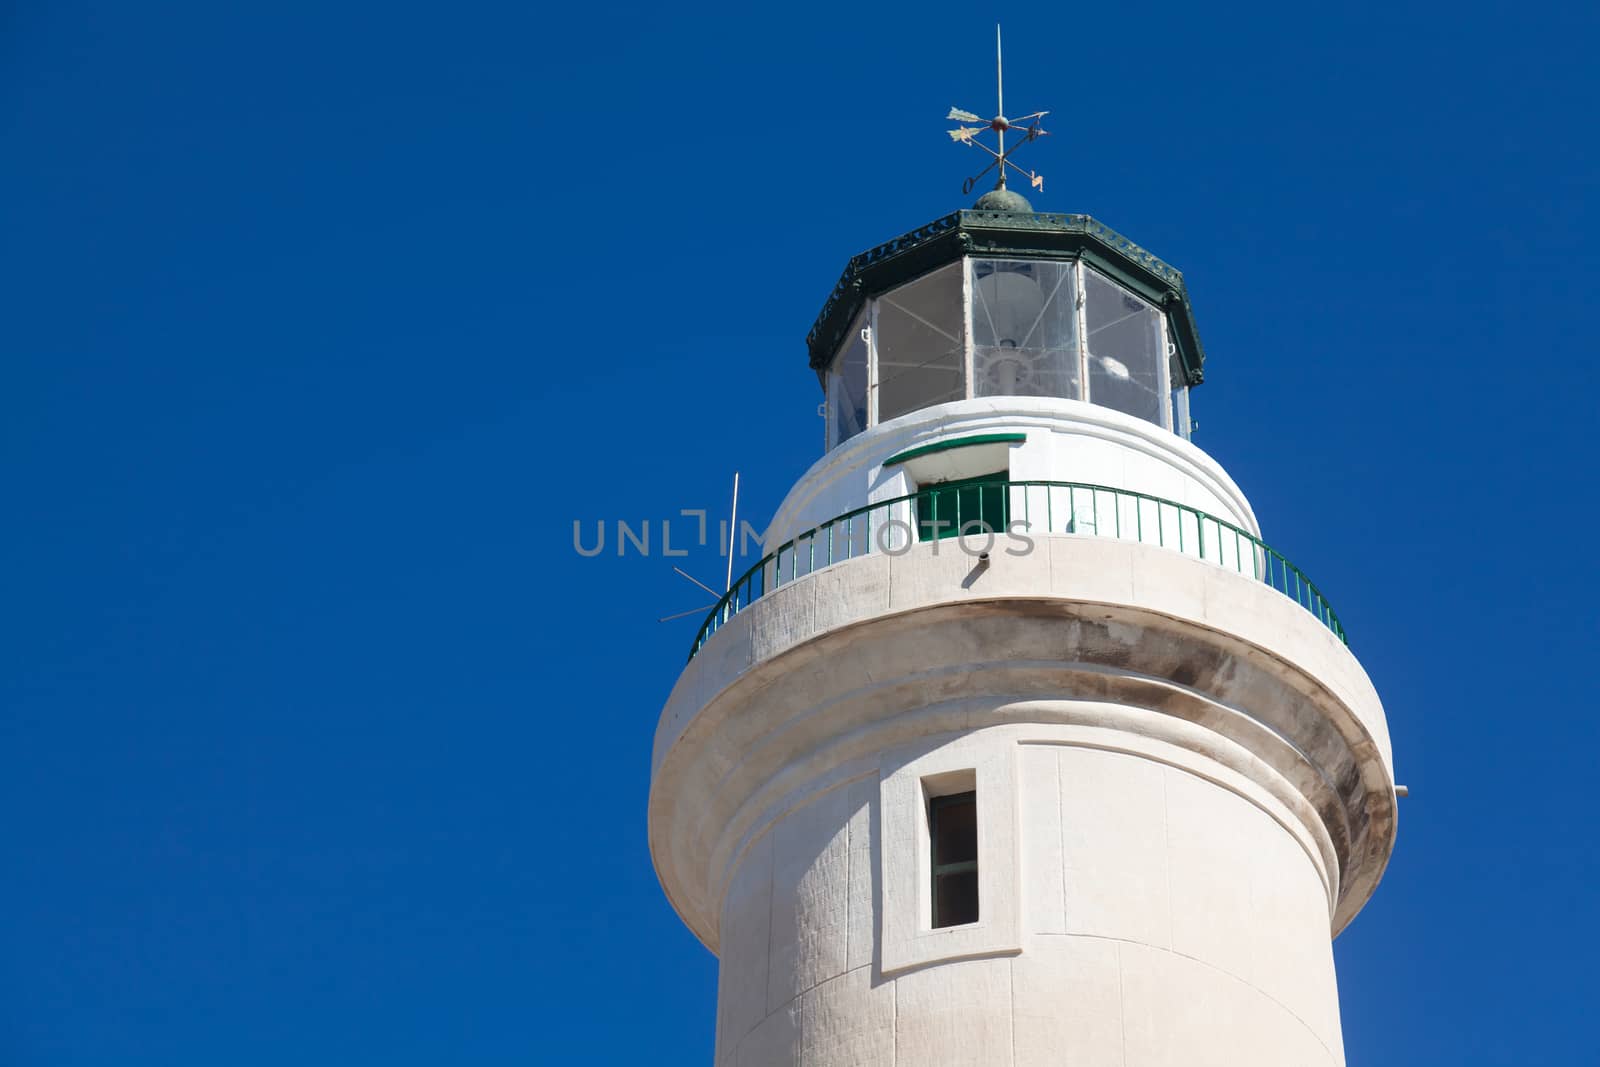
[809,209,1209,451]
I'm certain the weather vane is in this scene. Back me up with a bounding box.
[947,25,1048,196]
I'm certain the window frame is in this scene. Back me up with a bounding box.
[879,737,1020,975]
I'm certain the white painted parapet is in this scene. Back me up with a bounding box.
[648,537,1395,1066]
[763,396,1258,551]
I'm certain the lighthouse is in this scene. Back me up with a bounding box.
[647,98,1397,1064]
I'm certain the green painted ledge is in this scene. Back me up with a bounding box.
[881,433,1026,468]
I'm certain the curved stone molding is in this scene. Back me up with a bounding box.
[649,536,1396,951]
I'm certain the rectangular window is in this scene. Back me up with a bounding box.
[929,790,979,928]
[883,754,1015,973]
[915,472,1009,542]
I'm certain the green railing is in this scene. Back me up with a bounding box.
[688,478,1345,661]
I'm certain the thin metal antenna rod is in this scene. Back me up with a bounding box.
[996,25,1004,118]
[673,567,721,598]
[725,471,741,592]
[659,565,721,624]
[658,603,716,623]
[995,25,1005,188]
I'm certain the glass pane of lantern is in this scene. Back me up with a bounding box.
[875,262,965,423]
[828,308,869,447]
[1084,267,1164,426]
[1168,346,1191,438]
[970,258,1080,400]
[1169,382,1190,438]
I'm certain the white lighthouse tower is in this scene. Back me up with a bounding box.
[648,131,1397,1062]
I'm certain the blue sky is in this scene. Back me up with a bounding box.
[3,1,1596,1063]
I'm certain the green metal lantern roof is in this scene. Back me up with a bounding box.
[806,209,1207,388]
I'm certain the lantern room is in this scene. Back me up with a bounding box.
[809,199,1208,451]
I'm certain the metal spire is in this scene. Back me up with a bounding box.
[996,24,1004,186]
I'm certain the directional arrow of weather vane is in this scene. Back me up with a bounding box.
[948,27,1049,197]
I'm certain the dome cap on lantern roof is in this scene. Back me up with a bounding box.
[972,187,1033,212]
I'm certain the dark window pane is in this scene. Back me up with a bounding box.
[930,790,979,928]
[934,869,980,928]
[931,794,977,864]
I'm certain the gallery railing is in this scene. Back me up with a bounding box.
[688,479,1345,661]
